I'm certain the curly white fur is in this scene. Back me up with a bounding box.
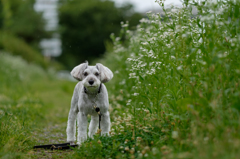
[66,62,113,145]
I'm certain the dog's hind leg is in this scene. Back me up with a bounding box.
[88,115,98,138]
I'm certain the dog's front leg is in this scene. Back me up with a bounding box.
[77,112,88,145]
[100,111,111,136]
[66,108,78,143]
[67,89,79,144]
[88,115,99,138]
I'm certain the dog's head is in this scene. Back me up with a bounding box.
[70,61,113,93]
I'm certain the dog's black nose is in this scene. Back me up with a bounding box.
[89,80,94,85]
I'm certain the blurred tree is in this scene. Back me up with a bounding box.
[58,0,142,69]
[0,0,50,50]
[0,2,3,28]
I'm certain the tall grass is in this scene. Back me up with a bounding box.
[0,53,46,157]
[81,0,240,158]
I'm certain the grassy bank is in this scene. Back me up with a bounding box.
[0,31,48,69]
[0,53,75,158]
[0,31,64,70]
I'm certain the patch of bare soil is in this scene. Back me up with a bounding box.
[29,123,75,159]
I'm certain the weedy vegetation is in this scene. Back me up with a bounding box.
[0,0,240,158]
[85,0,240,158]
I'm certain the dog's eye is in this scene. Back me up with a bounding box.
[84,72,88,76]
[95,72,99,76]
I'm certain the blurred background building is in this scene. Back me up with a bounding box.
[34,0,61,59]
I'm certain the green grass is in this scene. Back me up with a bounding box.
[0,53,75,158]
[1,0,240,158]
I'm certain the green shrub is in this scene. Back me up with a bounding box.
[0,31,48,68]
[0,0,50,49]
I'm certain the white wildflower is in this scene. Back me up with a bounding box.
[0,109,4,115]
[141,42,148,45]
[204,137,209,141]
[152,147,158,155]
[139,18,149,23]
[177,65,182,70]
[172,131,178,139]
[115,37,121,42]
[122,24,129,28]
[182,34,187,38]
[133,93,139,96]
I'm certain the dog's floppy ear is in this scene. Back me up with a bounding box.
[96,63,113,83]
[71,61,88,81]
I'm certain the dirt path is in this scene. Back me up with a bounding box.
[24,79,77,158]
[28,123,75,159]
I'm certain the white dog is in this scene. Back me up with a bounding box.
[66,62,113,145]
